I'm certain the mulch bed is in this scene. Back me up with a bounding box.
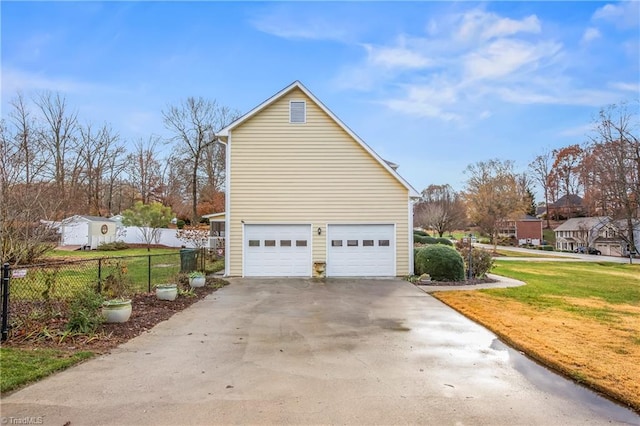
[417,277,497,286]
[4,278,228,354]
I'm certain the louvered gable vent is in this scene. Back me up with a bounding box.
[290,101,306,123]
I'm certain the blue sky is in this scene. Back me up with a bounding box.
[2,1,639,197]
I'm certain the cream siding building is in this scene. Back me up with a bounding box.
[217,81,419,277]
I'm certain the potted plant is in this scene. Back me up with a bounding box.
[155,283,178,301]
[101,260,134,323]
[188,271,206,288]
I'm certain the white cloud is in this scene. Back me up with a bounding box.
[332,5,635,122]
[608,81,640,92]
[581,27,601,43]
[1,67,104,94]
[464,39,561,81]
[365,43,431,69]
[250,8,351,41]
[558,124,594,137]
[456,10,541,42]
[593,1,640,29]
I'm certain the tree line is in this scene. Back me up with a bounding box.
[414,101,639,251]
[1,91,237,264]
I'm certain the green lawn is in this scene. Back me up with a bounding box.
[494,249,560,258]
[13,250,184,300]
[491,260,640,319]
[46,247,179,259]
[0,348,94,393]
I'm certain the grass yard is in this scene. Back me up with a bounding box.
[494,248,561,258]
[0,348,94,393]
[433,260,640,412]
[12,251,183,300]
[46,247,179,259]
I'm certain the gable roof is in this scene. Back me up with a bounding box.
[217,81,420,198]
[554,216,609,232]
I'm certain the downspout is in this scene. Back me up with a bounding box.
[224,134,231,277]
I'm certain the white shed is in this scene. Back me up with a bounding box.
[60,215,118,250]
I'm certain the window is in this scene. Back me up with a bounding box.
[280,240,292,247]
[347,240,358,247]
[331,240,343,247]
[290,101,306,123]
[248,240,260,247]
[265,240,276,247]
[296,240,307,247]
[379,240,390,246]
[363,240,374,246]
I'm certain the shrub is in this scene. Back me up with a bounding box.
[413,230,428,237]
[176,220,185,230]
[540,245,554,251]
[414,245,465,281]
[457,247,494,278]
[97,241,129,251]
[66,288,104,333]
[435,237,453,246]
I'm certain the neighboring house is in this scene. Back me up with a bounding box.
[499,215,543,245]
[553,216,638,256]
[60,215,117,249]
[547,194,585,220]
[216,81,420,277]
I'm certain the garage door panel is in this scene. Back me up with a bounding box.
[244,225,311,277]
[327,224,395,277]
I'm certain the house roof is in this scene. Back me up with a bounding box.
[554,216,610,232]
[216,81,420,198]
[62,215,116,224]
[549,194,584,208]
[202,212,225,222]
[518,214,541,221]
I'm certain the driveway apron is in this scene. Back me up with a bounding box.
[1,278,638,425]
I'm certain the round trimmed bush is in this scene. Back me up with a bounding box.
[435,237,453,246]
[414,230,428,237]
[415,245,465,281]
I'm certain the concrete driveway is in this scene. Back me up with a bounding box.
[2,279,637,425]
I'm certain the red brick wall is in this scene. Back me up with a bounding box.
[516,221,542,241]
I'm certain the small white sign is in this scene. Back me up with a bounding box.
[12,269,27,278]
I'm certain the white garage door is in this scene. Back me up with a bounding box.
[327,224,395,277]
[244,225,312,277]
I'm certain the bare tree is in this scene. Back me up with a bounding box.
[585,101,640,253]
[163,98,235,224]
[529,149,553,228]
[35,91,80,216]
[78,123,124,215]
[0,119,57,264]
[414,184,466,237]
[127,136,163,205]
[463,159,528,250]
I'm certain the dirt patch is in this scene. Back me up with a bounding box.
[5,278,228,355]
[433,291,640,413]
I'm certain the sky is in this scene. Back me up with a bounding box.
[2,1,639,198]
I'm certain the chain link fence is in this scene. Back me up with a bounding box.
[1,249,222,341]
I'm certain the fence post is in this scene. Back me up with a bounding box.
[148,255,151,293]
[97,258,102,293]
[1,263,10,341]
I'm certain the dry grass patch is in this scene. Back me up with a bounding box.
[433,261,640,413]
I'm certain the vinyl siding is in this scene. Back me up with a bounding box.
[228,88,410,276]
